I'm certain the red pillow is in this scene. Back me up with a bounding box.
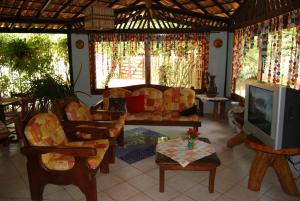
[126,95,145,113]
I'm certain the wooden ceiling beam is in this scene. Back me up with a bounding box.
[72,0,95,18]
[16,0,28,17]
[211,0,230,17]
[0,16,83,25]
[108,0,118,7]
[36,0,52,17]
[189,0,210,15]
[151,4,229,23]
[115,4,145,14]
[232,0,300,29]
[53,0,73,18]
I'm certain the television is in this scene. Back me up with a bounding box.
[244,81,300,150]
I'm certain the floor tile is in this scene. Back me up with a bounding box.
[44,189,74,201]
[166,174,198,193]
[127,173,157,191]
[125,192,154,201]
[183,184,221,201]
[132,156,158,172]
[264,185,300,201]
[105,182,140,201]
[224,185,264,201]
[112,165,143,180]
[143,184,180,201]
[171,194,195,201]
[97,172,124,191]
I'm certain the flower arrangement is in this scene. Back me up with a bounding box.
[185,128,200,140]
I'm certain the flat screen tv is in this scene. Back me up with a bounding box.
[244,81,300,150]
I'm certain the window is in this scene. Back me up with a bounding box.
[93,40,145,89]
[90,33,209,94]
[235,37,259,97]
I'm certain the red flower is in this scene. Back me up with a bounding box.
[186,128,200,139]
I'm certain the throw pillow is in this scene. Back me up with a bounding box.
[109,97,126,112]
[125,95,145,113]
[180,105,197,116]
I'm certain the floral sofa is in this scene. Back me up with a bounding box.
[98,85,201,130]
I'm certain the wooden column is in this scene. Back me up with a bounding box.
[145,34,151,84]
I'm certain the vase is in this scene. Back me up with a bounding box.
[206,74,218,98]
[187,139,194,149]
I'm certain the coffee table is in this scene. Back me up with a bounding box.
[155,137,220,193]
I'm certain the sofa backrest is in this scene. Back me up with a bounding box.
[163,88,195,112]
[132,88,163,112]
[102,88,132,110]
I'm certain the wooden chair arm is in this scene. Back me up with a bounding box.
[21,146,97,157]
[91,99,103,110]
[63,126,110,139]
[62,120,114,128]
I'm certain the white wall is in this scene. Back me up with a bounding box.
[204,31,233,113]
[71,34,100,106]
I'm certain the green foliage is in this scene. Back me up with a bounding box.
[29,74,74,111]
[0,33,69,95]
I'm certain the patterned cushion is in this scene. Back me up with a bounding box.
[163,88,195,112]
[126,112,163,121]
[42,139,109,170]
[102,88,132,110]
[65,102,93,121]
[25,113,108,171]
[109,98,126,112]
[162,111,199,121]
[132,88,163,112]
[25,113,67,146]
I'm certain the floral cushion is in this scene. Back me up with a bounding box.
[162,111,199,121]
[25,113,67,146]
[126,112,162,121]
[65,102,93,121]
[102,88,132,110]
[25,113,109,171]
[163,88,195,112]
[132,88,163,112]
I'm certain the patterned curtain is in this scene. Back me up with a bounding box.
[89,33,146,88]
[150,33,209,89]
[89,33,209,89]
[232,9,300,91]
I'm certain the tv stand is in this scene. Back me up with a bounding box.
[245,135,300,197]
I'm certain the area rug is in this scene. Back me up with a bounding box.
[116,127,168,164]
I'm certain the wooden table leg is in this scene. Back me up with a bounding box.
[220,101,226,119]
[209,168,216,193]
[248,151,300,196]
[226,132,246,148]
[159,166,165,192]
[213,102,219,120]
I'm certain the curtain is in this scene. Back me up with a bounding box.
[231,9,300,91]
[150,33,209,89]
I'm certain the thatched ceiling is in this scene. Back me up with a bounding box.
[0,0,299,33]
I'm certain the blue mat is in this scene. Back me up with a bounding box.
[116,127,167,164]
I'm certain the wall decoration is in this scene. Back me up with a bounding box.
[75,40,85,49]
[213,38,223,48]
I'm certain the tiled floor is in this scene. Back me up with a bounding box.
[0,117,300,201]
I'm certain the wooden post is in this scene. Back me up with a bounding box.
[145,34,151,84]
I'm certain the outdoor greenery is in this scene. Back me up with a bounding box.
[0,33,69,96]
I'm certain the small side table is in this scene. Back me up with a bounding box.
[245,135,300,197]
[196,95,229,120]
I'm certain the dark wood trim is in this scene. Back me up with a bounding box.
[67,33,74,89]
[89,41,97,95]
[36,0,52,18]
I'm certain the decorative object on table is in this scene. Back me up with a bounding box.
[206,72,218,97]
[116,127,168,164]
[213,38,223,48]
[185,128,200,149]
